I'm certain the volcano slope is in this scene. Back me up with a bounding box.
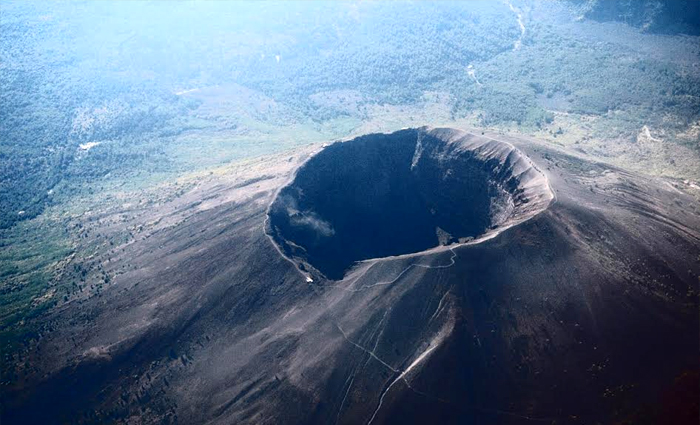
[2,128,699,425]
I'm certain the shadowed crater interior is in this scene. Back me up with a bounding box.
[267,127,552,280]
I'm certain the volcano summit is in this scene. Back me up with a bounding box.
[268,128,553,279]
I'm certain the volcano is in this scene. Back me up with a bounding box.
[3,128,698,425]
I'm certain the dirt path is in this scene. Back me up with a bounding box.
[508,2,525,50]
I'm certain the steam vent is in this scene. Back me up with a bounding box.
[267,127,553,280]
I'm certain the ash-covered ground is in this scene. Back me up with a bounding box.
[2,128,698,425]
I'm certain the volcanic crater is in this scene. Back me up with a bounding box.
[267,127,554,280]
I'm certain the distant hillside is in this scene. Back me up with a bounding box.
[568,0,700,34]
[1,1,698,229]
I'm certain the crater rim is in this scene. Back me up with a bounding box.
[265,126,554,281]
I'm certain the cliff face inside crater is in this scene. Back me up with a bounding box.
[268,127,553,279]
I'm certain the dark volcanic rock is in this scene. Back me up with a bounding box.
[2,128,698,425]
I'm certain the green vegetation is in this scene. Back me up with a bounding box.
[570,0,700,34]
[0,216,73,370]
[2,1,698,228]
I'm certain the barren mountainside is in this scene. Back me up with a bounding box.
[3,129,698,424]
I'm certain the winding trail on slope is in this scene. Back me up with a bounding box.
[335,311,389,425]
[326,249,558,425]
[331,246,458,293]
[335,374,356,425]
[335,323,398,373]
[367,343,441,425]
